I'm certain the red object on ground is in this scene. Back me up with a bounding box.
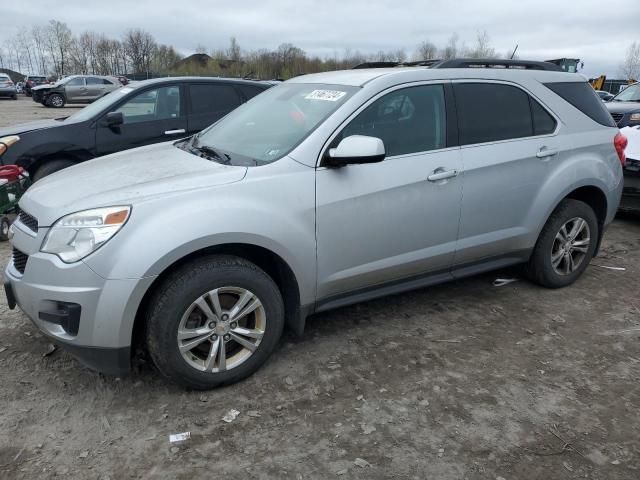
[0,165,26,182]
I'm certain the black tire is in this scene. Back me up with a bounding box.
[32,159,77,182]
[0,217,10,241]
[145,255,285,390]
[47,93,65,108]
[526,199,598,288]
[11,94,17,100]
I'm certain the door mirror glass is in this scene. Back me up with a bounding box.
[104,111,124,127]
[326,135,385,167]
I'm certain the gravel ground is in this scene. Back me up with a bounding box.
[0,96,639,479]
[0,95,83,128]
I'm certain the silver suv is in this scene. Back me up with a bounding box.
[4,60,625,389]
[32,75,121,107]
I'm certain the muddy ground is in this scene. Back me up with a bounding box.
[0,96,639,479]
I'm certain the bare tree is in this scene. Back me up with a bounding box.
[415,40,437,60]
[31,25,49,75]
[46,20,73,77]
[441,33,459,59]
[123,29,157,74]
[467,30,496,58]
[620,41,640,80]
[227,37,241,63]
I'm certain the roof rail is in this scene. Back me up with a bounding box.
[352,61,400,69]
[431,58,563,72]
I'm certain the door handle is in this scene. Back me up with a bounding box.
[536,147,559,158]
[164,129,186,135]
[427,169,458,182]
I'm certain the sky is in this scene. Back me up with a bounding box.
[1,0,638,78]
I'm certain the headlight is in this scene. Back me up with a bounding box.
[41,206,131,263]
[630,113,640,122]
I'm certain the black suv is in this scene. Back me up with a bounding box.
[23,75,48,96]
[0,77,272,180]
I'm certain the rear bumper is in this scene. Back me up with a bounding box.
[621,165,640,212]
[0,88,16,97]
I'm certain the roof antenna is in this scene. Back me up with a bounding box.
[510,44,519,60]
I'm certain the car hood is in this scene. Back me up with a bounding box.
[31,84,52,91]
[20,141,247,227]
[605,102,640,113]
[0,118,66,137]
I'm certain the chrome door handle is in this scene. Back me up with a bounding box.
[427,169,458,182]
[164,129,186,135]
[536,147,558,158]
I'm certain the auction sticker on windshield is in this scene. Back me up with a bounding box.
[305,90,347,101]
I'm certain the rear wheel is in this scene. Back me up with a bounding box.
[47,93,65,108]
[526,199,598,288]
[145,255,285,390]
[32,159,77,182]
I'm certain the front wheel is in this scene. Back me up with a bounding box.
[32,159,77,182]
[526,199,598,288]
[47,93,65,108]
[145,255,284,390]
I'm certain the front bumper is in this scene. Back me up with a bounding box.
[4,220,155,375]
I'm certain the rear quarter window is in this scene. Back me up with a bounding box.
[544,82,616,127]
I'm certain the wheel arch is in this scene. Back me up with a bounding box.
[28,150,94,177]
[131,243,305,354]
[539,184,609,257]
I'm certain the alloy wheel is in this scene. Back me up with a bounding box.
[177,287,266,373]
[550,216,591,275]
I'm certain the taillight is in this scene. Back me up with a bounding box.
[614,132,628,167]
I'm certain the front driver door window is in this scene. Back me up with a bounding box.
[115,86,181,124]
[315,84,463,301]
[96,85,186,156]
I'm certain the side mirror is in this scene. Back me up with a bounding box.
[103,111,124,127]
[324,135,385,167]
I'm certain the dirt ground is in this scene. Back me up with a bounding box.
[0,95,83,128]
[0,96,639,480]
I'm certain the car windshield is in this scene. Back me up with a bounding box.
[613,84,640,102]
[66,86,137,122]
[192,83,357,165]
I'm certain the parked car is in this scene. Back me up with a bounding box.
[4,60,624,389]
[15,82,24,94]
[31,75,122,107]
[595,90,614,102]
[0,77,272,180]
[23,75,48,96]
[619,125,640,212]
[0,74,17,100]
[605,82,640,127]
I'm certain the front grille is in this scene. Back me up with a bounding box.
[12,248,28,274]
[17,211,38,233]
[611,113,624,125]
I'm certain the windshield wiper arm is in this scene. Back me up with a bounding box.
[195,145,232,164]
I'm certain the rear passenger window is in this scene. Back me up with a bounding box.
[531,99,556,135]
[454,83,533,145]
[544,82,616,127]
[189,84,241,116]
[340,84,447,156]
